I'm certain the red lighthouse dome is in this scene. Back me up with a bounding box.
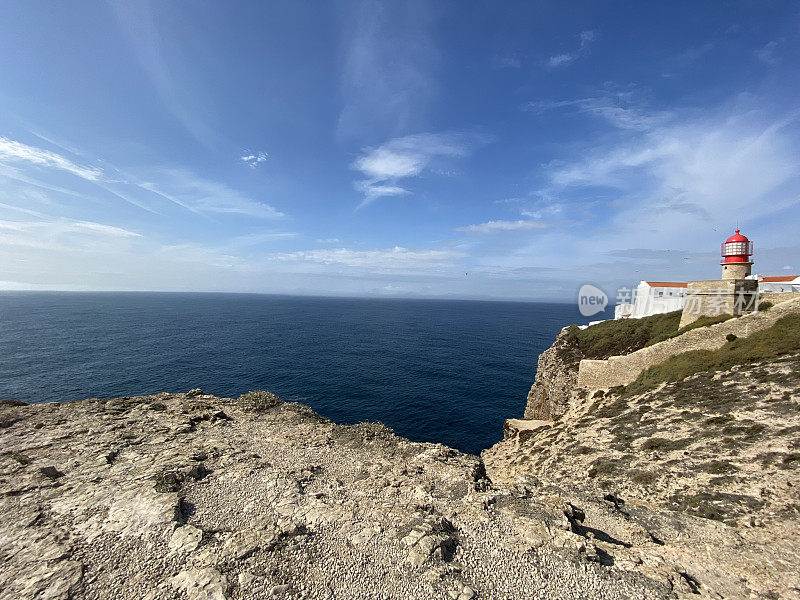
[721,229,753,265]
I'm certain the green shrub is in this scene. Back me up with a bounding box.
[625,314,800,394]
[726,333,738,342]
[237,390,283,411]
[758,301,774,311]
[559,311,682,361]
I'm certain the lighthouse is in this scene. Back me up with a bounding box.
[678,228,760,328]
[721,229,753,280]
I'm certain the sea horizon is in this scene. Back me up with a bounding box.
[0,292,597,454]
[0,289,578,306]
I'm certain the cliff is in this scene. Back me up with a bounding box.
[486,313,800,600]
[523,328,579,420]
[0,391,672,600]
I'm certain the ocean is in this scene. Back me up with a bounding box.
[0,292,593,454]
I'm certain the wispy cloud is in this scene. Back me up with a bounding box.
[456,219,548,234]
[270,246,465,270]
[337,0,438,140]
[526,90,671,131]
[352,132,485,207]
[0,137,103,180]
[494,55,521,69]
[756,40,779,65]
[241,152,268,168]
[109,0,217,147]
[0,134,283,221]
[547,30,596,68]
[140,170,284,219]
[534,96,800,253]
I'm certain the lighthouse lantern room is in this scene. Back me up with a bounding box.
[721,229,753,280]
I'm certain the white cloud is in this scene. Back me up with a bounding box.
[0,137,103,181]
[0,218,142,251]
[241,152,269,168]
[546,30,596,68]
[227,232,296,247]
[352,132,484,207]
[316,238,342,243]
[456,220,548,234]
[270,246,465,270]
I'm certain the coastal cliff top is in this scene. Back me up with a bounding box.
[0,391,671,600]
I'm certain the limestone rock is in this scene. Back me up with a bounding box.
[171,567,228,600]
[169,524,203,554]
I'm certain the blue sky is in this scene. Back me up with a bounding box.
[0,1,799,300]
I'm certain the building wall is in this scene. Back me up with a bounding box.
[577,297,800,390]
[678,279,758,328]
[615,281,685,319]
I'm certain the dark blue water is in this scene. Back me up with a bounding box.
[0,292,593,454]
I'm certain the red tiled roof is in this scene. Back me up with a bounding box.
[645,281,687,288]
[761,275,798,282]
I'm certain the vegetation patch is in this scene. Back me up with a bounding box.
[237,390,283,412]
[704,414,735,426]
[783,453,800,466]
[669,491,763,524]
[625,314,800,394]
[640,437,691,452]
[559,311,682,361]
[629,469,658,485]
[593,397,630,419]
[700,460,738,474]
[589,457,623,479]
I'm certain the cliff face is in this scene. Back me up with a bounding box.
[523,328,580,420]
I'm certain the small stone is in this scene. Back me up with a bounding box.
[458,586,476,600]
[270,583,290,595]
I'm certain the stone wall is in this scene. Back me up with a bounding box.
[577,297,800,390]
[760,292,800,305]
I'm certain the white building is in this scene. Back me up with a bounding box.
[614,275,800,319]
[757,275,800,293]
[614,281,687,320]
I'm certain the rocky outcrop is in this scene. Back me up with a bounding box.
[0,392,672,600]
[523,328,580,420]
[485,353,800,600]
